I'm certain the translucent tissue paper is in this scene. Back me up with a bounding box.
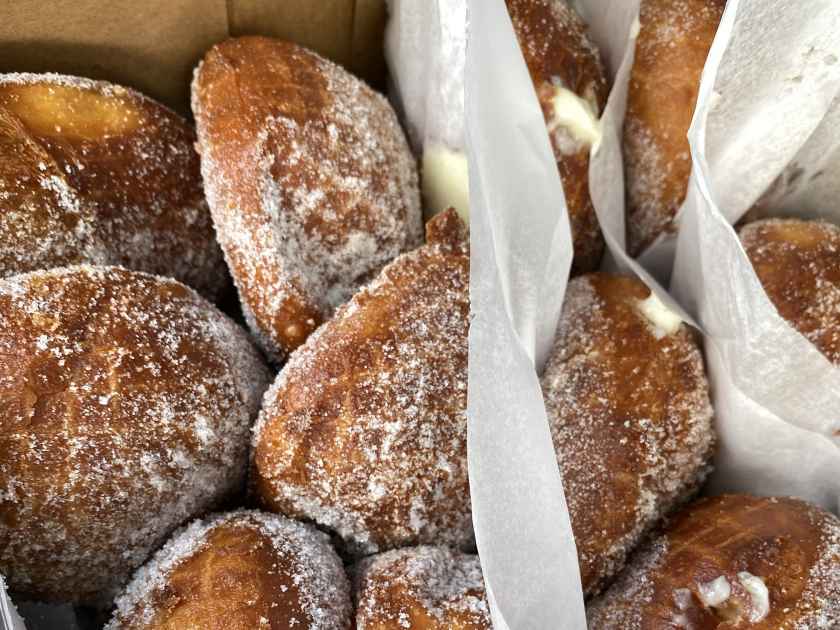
[463,1,692,627]
[0,578,25,630]
[465,0,586,627]
[575,0,694,320]
[468,0,840,626]
[574,0,840,513]
[671,0,840,513]
[385,0,468,221]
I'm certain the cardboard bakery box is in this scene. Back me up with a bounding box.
[0,2,419,629]
[7,0,838,628]
[0,0,388,115]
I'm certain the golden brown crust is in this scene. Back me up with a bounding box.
[507,0,607,273]
[0,266,271,605]
[192,36,422,363]
[108,511,351,630]
[541,273,715,595]
[740,218,840,365]
[587,495,840,628]
[0,73,226,299]
[252,210,469,556]
[624,0,725,256]
[355,547,491,630]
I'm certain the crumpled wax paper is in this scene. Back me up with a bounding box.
[576,0,697,320]
[465,0,587,627]
[0,578,25,630]
[573,0,840,513]
[385,0,468,221]
[670,0,840,514]
[468,0,840,627]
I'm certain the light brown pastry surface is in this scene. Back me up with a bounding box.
[740,218,840,365]
[0,266,271,605]
[107,510,352,630]
[355,546,490,630]
[252,210,470,556]
[624,0,725,256]
[0,73,226,298]
[587,495,840,628]
[541,273,714,596]
[192,36,422,363]
[506,0,607,273]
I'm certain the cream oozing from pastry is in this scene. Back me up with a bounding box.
[637,291,683,338]
[697,576,732,607]
[738,572,770,622]
[548,85,602,150]
[422,144,469,224]
[690,572,769,623]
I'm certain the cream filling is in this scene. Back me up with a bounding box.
[548,86,603,150]
[421,145,469,224]
[697,576,732,607]
[738,572,770,622]
[637,292,683,338]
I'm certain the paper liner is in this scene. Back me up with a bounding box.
[468,0,840,626]
[0,0,386,113]
[577,0,840,512]
[385,0,464,151]
[385,0,468,220]
[670,0,840,513]
[0,578,25,630]
[465,0,587,627]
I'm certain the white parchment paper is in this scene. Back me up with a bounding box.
[468,0,840,626]
[385,0,468,220]
[572,0,840,514]
[385,0,464,152]
[465,0,587,627]
[576,0,695,321]
[670,0,840,514]
[0,578,25,630]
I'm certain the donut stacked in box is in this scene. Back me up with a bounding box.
[505,0,840,625]
[1,2,839,628]
[0,32,479,630]
[1,31,481,626]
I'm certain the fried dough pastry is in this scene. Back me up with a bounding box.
[587,495,840,628]
[355,546,490,630]
[107,511,351,630]
[740,218,840,365]
[252,209,469,556]
[541,273,715,595]
[507,0,607,273]
[0,266,271,605]
[624,0,725,255]
[0,73,225,298]
[192,36,422,363]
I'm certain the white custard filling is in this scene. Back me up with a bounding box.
[698,576,732,607]
[548,86,602,150]
[738,572,770,622]
[637,292,683,338]
[421,144,469,224]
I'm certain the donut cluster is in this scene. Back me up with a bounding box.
[1,3,839,628]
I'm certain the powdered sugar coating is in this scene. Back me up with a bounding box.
[507,0,603,76]
[587,495,840,628]
[507,0,608,272]
[192,37,422,363]
[0,72,226,298]
[252,210,470,556]
[624,0,725,256]
[355,546,490,629]
[107,510,351,629]
[541,273,714,595]
[740,218,840,366]
[0,265,271,605]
